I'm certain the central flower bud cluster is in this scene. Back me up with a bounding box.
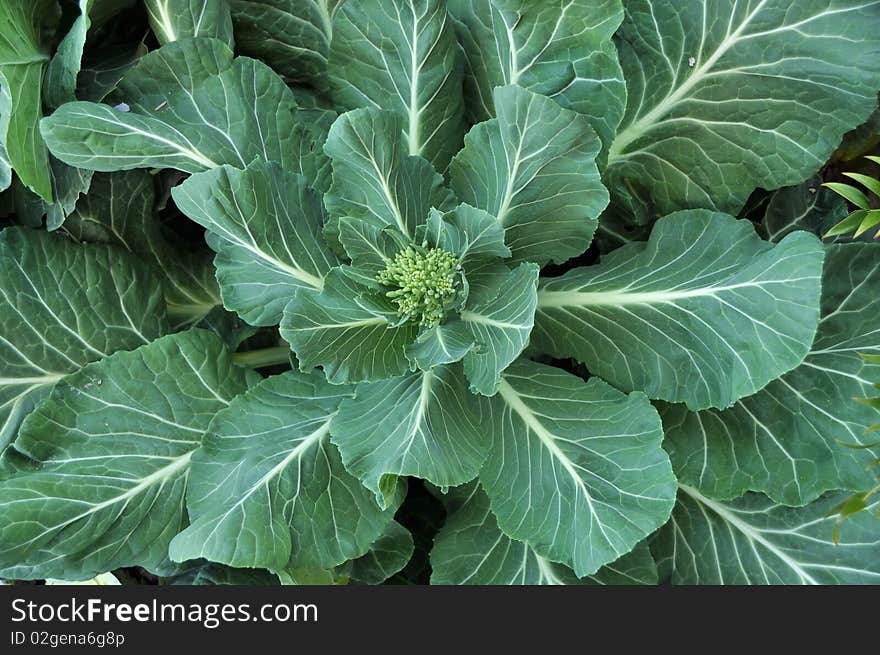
[377,246,460,327]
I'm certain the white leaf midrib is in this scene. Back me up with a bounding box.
[608,0,770,162]
[536,278,804,308]
[679,484,820,584]
[4,450,194,555]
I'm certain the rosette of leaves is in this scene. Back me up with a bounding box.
[1,0,880,585]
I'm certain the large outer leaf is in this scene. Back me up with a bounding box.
[480,360,676,577]
[169,370,400,571]
[0,228,166,451]
[172,161,340,326]
[330,364,488,506]
[449,85,608,266]
[323,107,455,243]
[653,485,880,585]
[230,0,343,85]
[329,0,465,170]
[145,0,234,46]
[662,244,880,505]
[606,0,880,221]
[0,330,253,580]
[66,170,221,329]
[533,211,824,410]
[281,268,418,383]
[430,483,658,585]
[447,0,625,152]
[170,562,280,585]
[40,38,328,174]
[0,0,53,200]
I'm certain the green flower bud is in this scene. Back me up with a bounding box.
[376,246,459,327]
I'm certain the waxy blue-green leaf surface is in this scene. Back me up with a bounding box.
[329,0,465,170]
[607,0,880,221]
[170,370,401,570]
[653,486,880,585]
[323,108,455,243]
[534,211,825,410]
[459,263,539,395]
[173,160,340,326]
[449,85,608,265]
[448,0,626,151]
[231,0,343,85]
[662,243,880,505]
[331,364,488,506]
[0,228,166,451]
[480,360,676,577]
[281,268,418,384]
[0,0,54,200]
[430,483,659,585]
[41,38,329,175]
[42,0,91,109]
[66,170,221,329]
[145,0,234,47]
[338,520,414,584]
[0,330,253,580]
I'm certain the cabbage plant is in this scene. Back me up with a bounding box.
[1,0,880,585]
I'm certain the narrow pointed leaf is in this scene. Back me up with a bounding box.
[823,183,870,211]
[825,210,870,239]
[854,210,880,238]
[842,172,880,200]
